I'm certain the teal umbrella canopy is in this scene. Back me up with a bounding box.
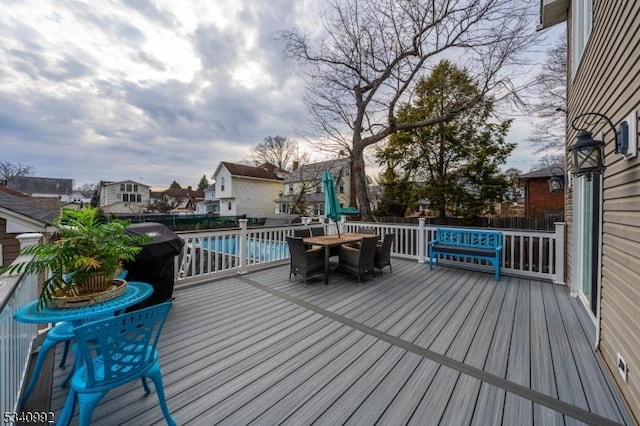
[322,171,342,237]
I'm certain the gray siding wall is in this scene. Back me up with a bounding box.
[567,0,640,419]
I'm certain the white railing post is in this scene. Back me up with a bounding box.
[1,233,42,415]
[16,233,43,250]
[417,218,426,263]
[238,219,248,274]
[339,215,346,234]
[554,222,565,285]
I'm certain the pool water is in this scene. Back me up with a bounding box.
[199,236,289,262]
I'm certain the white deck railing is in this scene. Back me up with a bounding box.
[0,234,42,416]
[175,219,566,286]
[175,220,327,285]
[1,223,565,414]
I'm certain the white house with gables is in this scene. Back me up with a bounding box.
[99,180,150,215]
[212,162,287,217]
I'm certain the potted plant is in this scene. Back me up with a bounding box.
[0,207,149,310]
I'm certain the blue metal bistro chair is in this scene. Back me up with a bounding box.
[20,271,129,407]
[58,302,175,426]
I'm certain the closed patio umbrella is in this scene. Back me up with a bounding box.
[322,171,342,237]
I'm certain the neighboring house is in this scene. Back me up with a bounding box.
[7,176,74,201]
[541,1,640,420]
[99,180,150,215]
[275,159,350,217]
[162,186,204,213]
[148,191,164,211]
[212,162,287,217]
[517,165,565,219]
[0,188,57,267]
[67,191,91,205]
[195,184,219,215]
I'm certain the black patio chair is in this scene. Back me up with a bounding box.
[310,226,325,236]
[286,236,324,286]
[359,227,378,236]
[338,236,377,284]
[293,228,311,238]
[375,233,395,274]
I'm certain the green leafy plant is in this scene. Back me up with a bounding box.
[0,207,149,310]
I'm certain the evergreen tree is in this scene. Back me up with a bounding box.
[169,180,181,189]
[377,60,514,219]
[197,174,209,191]
[90,189,100,208]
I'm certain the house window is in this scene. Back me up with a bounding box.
[117,193,122,201]
[338,181,344,194]
[133,184,138,192]
[220,177,225,192]
[288,183,294,193]
[126,183,133,192]
[136,194,141,202]
[120,184,125,192]
[316,185,322,194]
[228,201,232,210]
[123,194,129,202]
[571,0,592,78]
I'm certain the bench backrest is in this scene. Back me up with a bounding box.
[435,228,502,249]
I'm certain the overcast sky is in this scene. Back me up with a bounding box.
[1,0,562,190]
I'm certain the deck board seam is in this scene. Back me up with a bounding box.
[236,274,623,426]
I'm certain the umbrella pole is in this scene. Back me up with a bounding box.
[335,220,340,238]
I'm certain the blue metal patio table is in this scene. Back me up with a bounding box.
[15,281,153,324]
[14,281,154,406]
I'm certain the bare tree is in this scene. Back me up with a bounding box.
[532,153,564,170]
[525,35,567,153]
[249,136,299,170]
[279,0,540,220]
[0,161,34,182]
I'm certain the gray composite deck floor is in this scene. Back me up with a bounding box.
[42,259,633,425]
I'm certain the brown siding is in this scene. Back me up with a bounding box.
[0,218,21,266]
[567,0,640,420]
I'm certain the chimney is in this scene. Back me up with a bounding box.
[292,161,299,171]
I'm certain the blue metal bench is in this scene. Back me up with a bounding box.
[428,228,503,280]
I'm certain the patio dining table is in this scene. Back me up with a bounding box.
[303,233,375,284]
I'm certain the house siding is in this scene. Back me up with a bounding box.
[566,0,640,419]
[99,181,150,214]
[0,218,21,266]
[232,179,281,217]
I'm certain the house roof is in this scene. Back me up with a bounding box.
[0,186,29,198]
[163,187,204,199]
[0,190,58,225]
[284,159,349,183]
[519,165,565,180]
[100,180,149,188]
[217,162,288,181]
[8,176,73,195]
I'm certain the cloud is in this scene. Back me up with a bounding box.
[1,0,556,189]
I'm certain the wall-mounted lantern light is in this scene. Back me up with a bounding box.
[548,166,565,193]
[569,112,616,177]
